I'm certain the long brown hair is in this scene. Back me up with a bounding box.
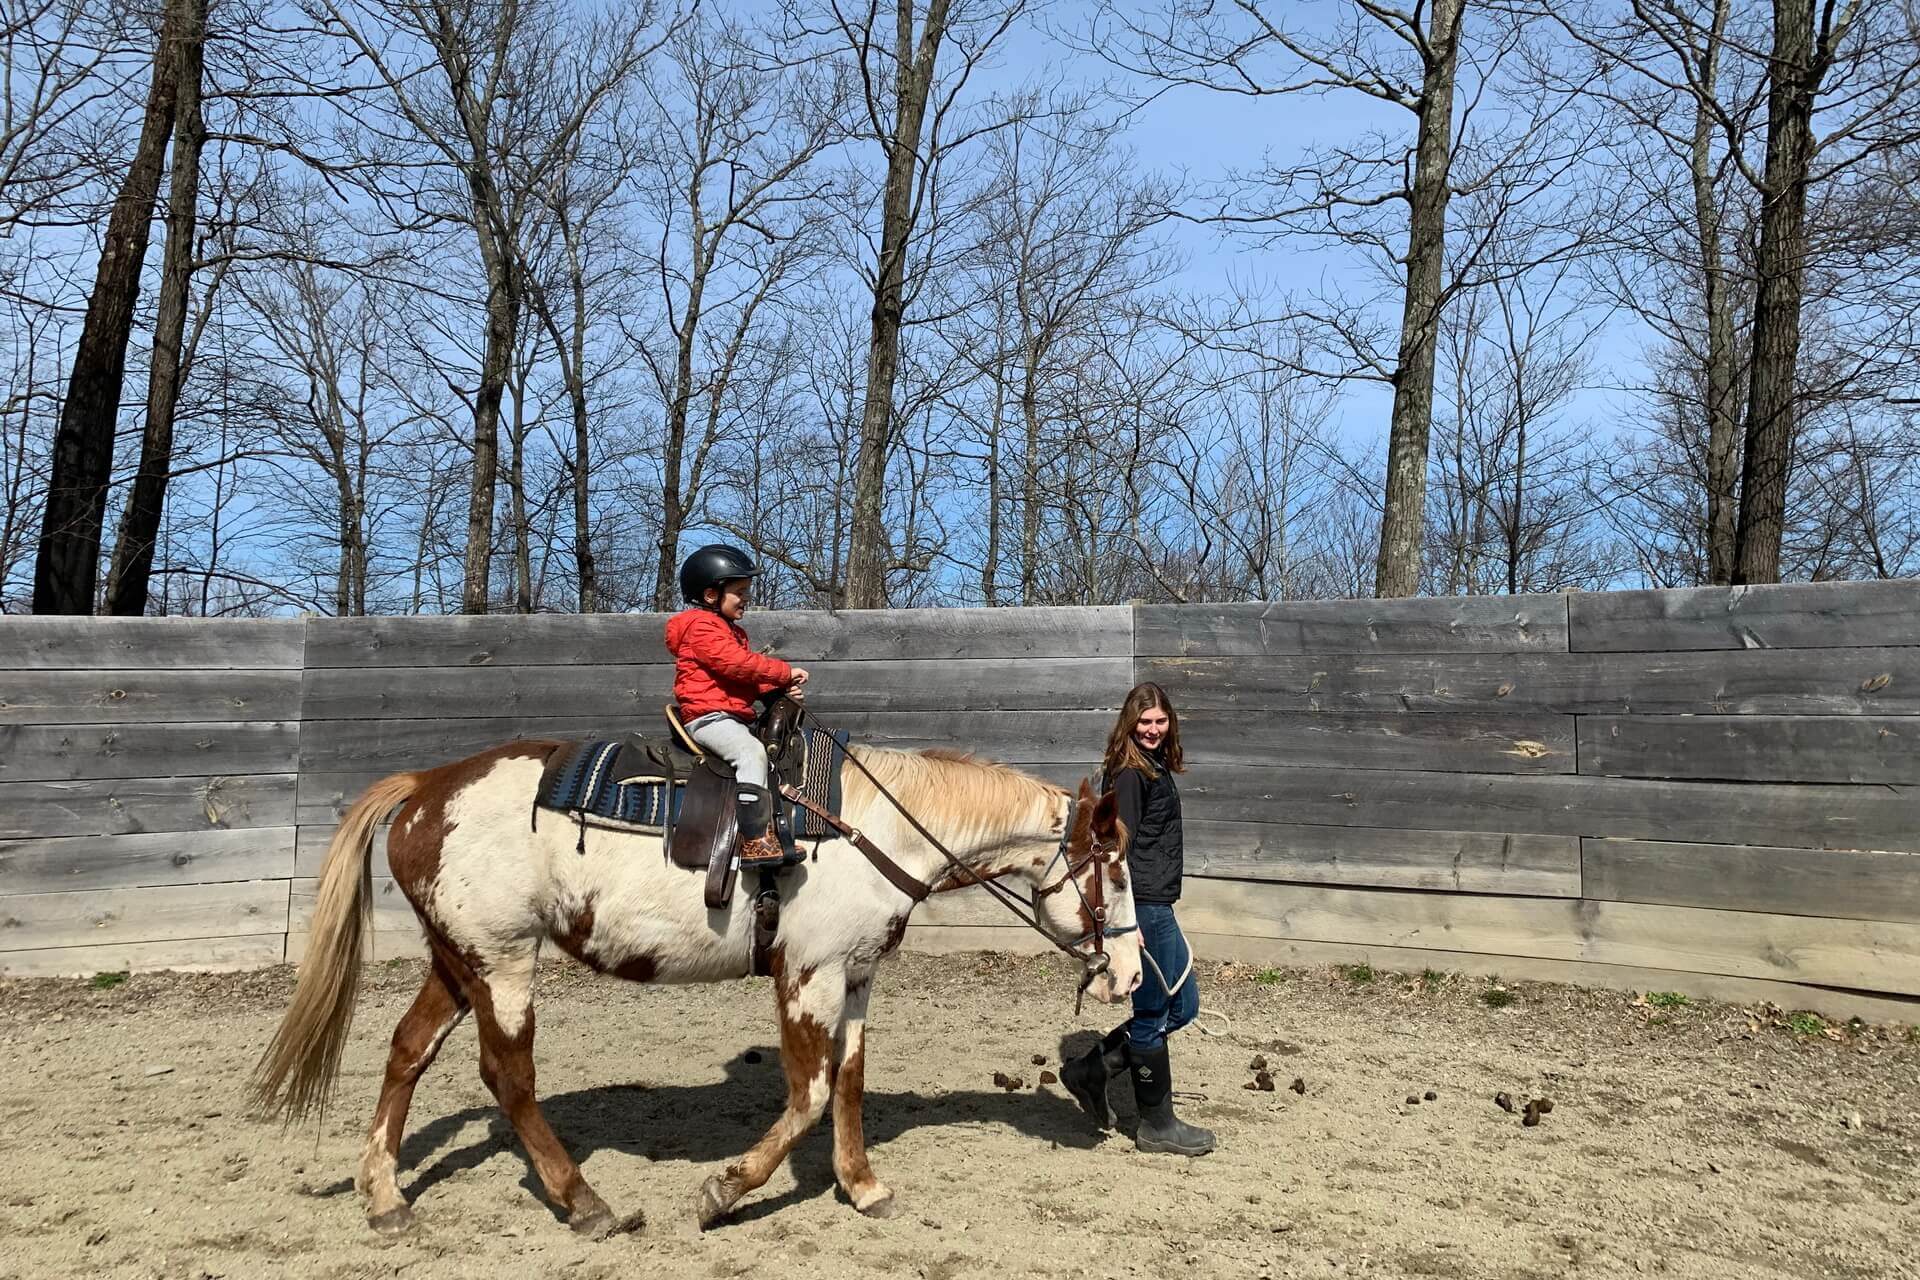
[1102,682,1185,782]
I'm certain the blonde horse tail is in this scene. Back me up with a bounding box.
[249,769,421,1124]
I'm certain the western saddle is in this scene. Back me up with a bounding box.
[532,696,843,975]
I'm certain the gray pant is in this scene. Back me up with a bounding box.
[686,713,768,790]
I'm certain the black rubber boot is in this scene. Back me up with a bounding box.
[1060,1026,1130,1129]
[1129,1041,1215,1156]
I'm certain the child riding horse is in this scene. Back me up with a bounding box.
[250,739,1141,1236]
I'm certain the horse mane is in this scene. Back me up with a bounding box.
[841,745,1065,852]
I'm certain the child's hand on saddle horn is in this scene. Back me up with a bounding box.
[787,667,810,699]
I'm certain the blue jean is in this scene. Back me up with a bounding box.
[1127,902,1199,1051]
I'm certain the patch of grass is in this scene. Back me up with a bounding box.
[1420,968,1448,989]
[1647,1014,1670,1027]
[1339,963,1376,985]
[1786,1012,1827,1036]
[384,958,411,971]
[89,971,129,990]
[1906,1026,1919,1044]
[1252,968,1286,986]
[1479,988,1517,1009]
[1646,991,1692,1010]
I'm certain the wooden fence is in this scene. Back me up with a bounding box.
[2,583,1916,1019]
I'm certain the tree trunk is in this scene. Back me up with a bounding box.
[564,227,598,612]
[843,0,954,610]
[508,353,532,613]
[1019,344,1042,605]
[462,193,518,614]
[1733,0,1824,586]
[1692,0,1741,585]
[655,232,708,611]
[1372,0,1464,600]
[105,0,207,617]
[31,7,182,614]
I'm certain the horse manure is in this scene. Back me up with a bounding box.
[1040,1070,1058,1085]
[1494,1092,1516,1113]
[1405,1094,1420,1106]
[1031,1054,1048,1066]
[1254,1070,1275,1092]
[1004,1075,1025,1091]
[1522,1100,1544,1127]
[742,1050,763,1065]
[1249,1054,1268,1072]
[1288,1077,1306,1095]
[1424,1090,1438,1102]
[992,1071,1010,1088]
[1243,1080,1261,1091]
[1536,1098,1555,1114]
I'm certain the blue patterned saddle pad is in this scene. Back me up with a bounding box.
[535,725,848,837]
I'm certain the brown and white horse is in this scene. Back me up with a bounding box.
[250,741,1141,1236]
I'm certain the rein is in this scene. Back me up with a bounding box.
[783,718,1134,1006]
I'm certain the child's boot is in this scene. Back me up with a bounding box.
[736,785,784,867]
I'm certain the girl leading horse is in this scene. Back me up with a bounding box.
[250,739,1141,1236]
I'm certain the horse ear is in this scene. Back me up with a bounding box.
[1077,777,1096,805]
[1091,788,1122,842]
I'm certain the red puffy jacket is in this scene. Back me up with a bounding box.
[665,608,794,721]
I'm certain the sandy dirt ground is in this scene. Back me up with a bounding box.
[0,952,1915,1280]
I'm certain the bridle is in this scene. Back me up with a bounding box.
[780,736,1136,1010]
[1032,800,1138,1010]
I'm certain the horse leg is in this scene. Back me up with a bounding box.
[454,941,621,1238]
[357,950,469,1234]
[830,975,893,1217]
[697,961,846,1230]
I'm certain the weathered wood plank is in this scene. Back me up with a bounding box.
[1583,838,1920,924]
[285,929,425,965]
[1181,711,1573,774]
[0,773,297,840]
[295,710,1110,773]
[0,933,286,977]
[300,657,1132,720]
[0,670,301,725]
[1179,763,1918,852]
[1158,878,1920,994]
[1136,595,1569,656]
[1580,716,1920,784]
[0,618,304,670]
[0,721,299,782]
[1144,648,1920,715]
[289,876,419,933]
[304,606,1132,668]
[895,925,1920,1022]
[0,827,295,894]
[295,824,391,877]
[0,880,290,951]
[1570,580,1920,652]
[1182,820,1579,896]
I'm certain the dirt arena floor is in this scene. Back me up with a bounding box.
[1,951,1915,1280]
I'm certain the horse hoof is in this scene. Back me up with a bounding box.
[857,1192,896,1219]
[569,1201,617,1239]
[696,1176,735,1231]
[368,1206,416,1236]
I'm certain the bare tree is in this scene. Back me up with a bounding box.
[800,0,1030,607]
[303,0,663,612]
[104,0,209,616]
[628,14,839,608]
[32,0,185,613]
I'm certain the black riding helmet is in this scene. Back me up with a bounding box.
[678,543,763,605]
